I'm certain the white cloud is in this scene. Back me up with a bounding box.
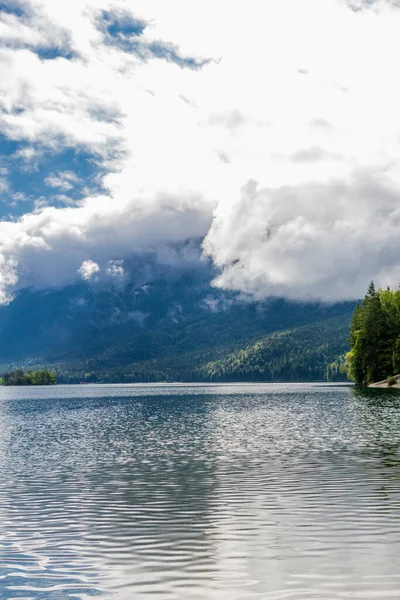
[0,177,8,194]
[106,259,124,278]
[78,259,100,281]
[44,171,79,191]
[0,167,9,194]
[1,0,400,301]
[204,175,400,301]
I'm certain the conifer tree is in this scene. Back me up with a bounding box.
[348,282,400,384]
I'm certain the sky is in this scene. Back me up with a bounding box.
[1,0,400,303]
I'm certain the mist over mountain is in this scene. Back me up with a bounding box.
[0,249,354,381]
[0,247,213,357]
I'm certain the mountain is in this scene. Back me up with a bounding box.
[0,257,355,382]
[199,315,350,382]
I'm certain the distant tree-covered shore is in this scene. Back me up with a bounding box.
[347,282,400,386]
[1,369,56,386]
[44,313,350,384]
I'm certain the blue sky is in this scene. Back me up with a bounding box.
[0,2,205,220]
[0,137,104,218]
[0,0,400,304]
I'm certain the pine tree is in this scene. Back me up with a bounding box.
[348,283,400,385]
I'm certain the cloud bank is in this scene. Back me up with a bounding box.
[1,0,400,302]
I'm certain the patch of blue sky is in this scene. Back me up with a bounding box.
[106,35,208,70]
[0,36,78,61]
[101,10,147,38]
[0,2,77,60]
[34,45,78,61]
[0,1,25,17]
[98,8,209,70]
[0,136,107,219]
[148,41,209,70]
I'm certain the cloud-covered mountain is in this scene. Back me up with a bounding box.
[1,0,400,305]
[0,252,222,360]
[0,259,354,382]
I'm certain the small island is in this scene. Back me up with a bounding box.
[347,282,400,387]
[1,369,56,386]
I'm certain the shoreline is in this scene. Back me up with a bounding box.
[370,375,400,389]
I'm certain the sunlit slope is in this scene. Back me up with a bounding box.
[51,312,352,383]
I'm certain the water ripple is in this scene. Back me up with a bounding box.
[1,383,400,598]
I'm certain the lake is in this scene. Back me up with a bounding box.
[1,383,400,599]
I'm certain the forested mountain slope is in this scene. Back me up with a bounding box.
[49,308,352,383]
[0,259,354,383]
[200,315,350,382]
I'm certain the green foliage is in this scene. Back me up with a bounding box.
[347,282,400,385]
[1,369,56,386]
[10,313,351,384]
[326,354,348,382]
[387,376,398,387]
[197,316,350,382]
[0,302,354,384]
[393,336,400,375]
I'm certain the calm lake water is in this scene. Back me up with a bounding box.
[1,383,400,599]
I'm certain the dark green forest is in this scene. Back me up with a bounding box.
[0,312,352,385]
[347,282,400,385]
[43,313,350,383]
[1,369,56,386]
[0,266,356,384]
[200,316,349,382]
[0,304,353,384]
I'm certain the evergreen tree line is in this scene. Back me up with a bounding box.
[1,369,56,386]
[347,282,400,385]
[199,315,349,383]
[13,312,349,384]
